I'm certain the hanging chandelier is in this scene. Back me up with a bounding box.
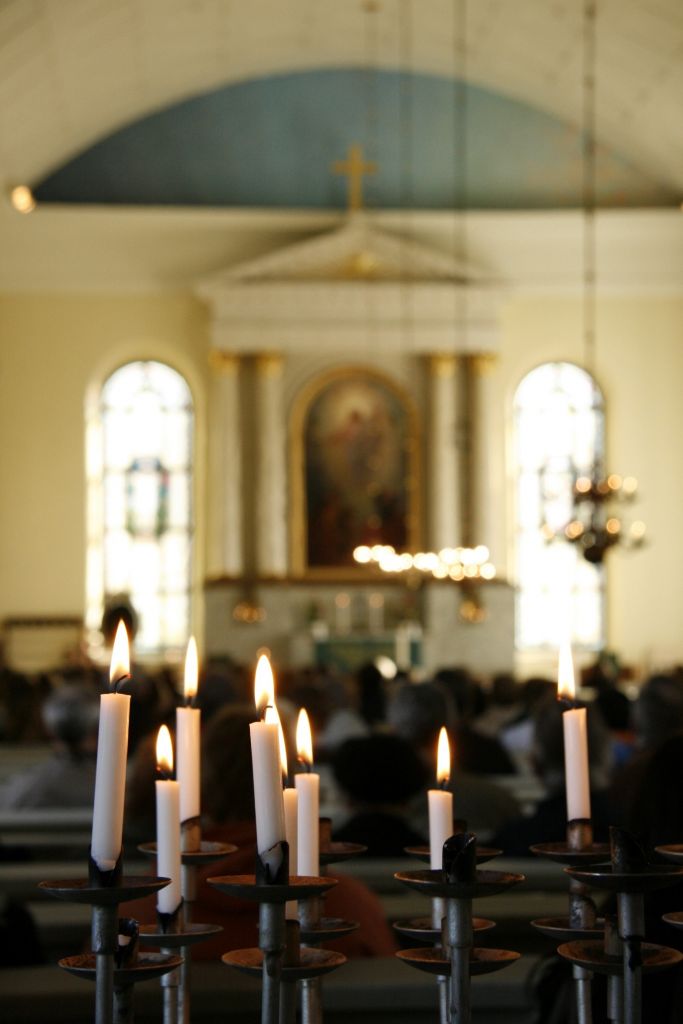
[542,1,645,567]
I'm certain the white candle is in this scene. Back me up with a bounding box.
[295,708,320,877]
[91,621,131,872]
[176,637,201,831]
[155,725,182,915]
[249,655,286,868]
[428,726,453,928]
[428,727,454,870]
[558,640,591,822]
[283,788,298,918]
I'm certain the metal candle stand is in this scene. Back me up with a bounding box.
[138,828,236,1024]
[394,832,524,1024]
[209,839,348,1024]
[530,818,610,1024]
[39,853,181,1024]
[658,842,683,938]
[299,819,365,1024]
[557,827,683,1024]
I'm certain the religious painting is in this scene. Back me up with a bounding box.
[292,369,419,574]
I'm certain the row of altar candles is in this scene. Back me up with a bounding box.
[89,623,591,914]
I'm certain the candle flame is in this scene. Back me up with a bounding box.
[184,636,198,701]
[254,654,275,717]
[557,639,576,702]
[156,724,174,775]
[436,726,451,786]
[109,620,130,685]
[296,707,313,767]
[265,704,288,779]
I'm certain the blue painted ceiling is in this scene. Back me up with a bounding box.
[34,69,674,210]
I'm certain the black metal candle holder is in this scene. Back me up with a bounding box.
[561,827,683,1024]
[395,832,524,1024]
[530,818,609,1024]
[39,859,178,1024]
[209,840,347,1024]
[138,837,236,1024]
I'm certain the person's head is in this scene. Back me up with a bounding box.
[388,681,449,751]
[355,662,386,727]
[533,691,611,790]
[490,673,518,708]
[625,733,683,850]
[101,597,138,647]
[433,667,477,720]
[633,673,683,750]
[42,682,99,756]
[333,734,429,810]
[201,704,258,824]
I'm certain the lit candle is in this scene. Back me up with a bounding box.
[155,725,182,915]
[91,620,131,872]
[428,727,453,928]
[176,636,201,848]
[558,640,591,822]
[428,727,453,870]
[295,708,319,878]
[267,703,298,918]
[249,655,286,873]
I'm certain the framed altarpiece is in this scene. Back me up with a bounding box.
[290,367,420,577]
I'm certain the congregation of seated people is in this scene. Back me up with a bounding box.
[2,623,683,1022]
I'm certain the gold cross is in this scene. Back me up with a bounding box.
[331,143,378,212]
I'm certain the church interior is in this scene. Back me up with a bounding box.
[1,1,682,1022]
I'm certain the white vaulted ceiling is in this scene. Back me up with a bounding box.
[0,0,681,195]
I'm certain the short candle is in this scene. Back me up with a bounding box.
[155,725,182,915]
[267,703,298,918]
[295,708,319,878]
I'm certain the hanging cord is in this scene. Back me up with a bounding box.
[362,0,380,349]
[398,0,414,352]
[583,0,597,376]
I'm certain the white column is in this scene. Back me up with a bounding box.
[255,353,288,577]
[470,353,502,566]
[206,351,243,578]
[428,354,461,551]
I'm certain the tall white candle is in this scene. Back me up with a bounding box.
[428,726,453,928]
[91,621,131,872]
[176,637,201,831]
[249,655,286,867]
[295,708,320,877]
[428,727,453,870]
[558,640,591,822]
[155,725,182,915]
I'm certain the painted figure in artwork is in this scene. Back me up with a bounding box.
[304,373,414,568]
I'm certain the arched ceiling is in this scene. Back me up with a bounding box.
[0,0,681,196]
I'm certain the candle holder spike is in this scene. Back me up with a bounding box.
[404,844,502,865]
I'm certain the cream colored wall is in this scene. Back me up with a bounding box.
[0,285,681,676]
[494,293,683,676]
[0,292,209,632]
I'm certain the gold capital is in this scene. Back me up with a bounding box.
[208,350,240,375]
[255,353,284,377]
[428,353,458,378]
[471,353,498,376]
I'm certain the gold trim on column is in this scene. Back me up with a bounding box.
[208,350,240,375]
[427,353,458,378]
[255,352,284,377]
[470,353,498,376]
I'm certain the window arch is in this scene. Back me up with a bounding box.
[513,361,605,651]
[86,361,194,655]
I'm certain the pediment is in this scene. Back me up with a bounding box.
[197,213,486,291]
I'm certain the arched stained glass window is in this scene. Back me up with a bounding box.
[513,362,605,650]
[86,361,194,654]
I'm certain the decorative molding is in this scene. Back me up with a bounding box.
[255,352,285,377]
[428,353,459,378]
[470,353,498,376]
